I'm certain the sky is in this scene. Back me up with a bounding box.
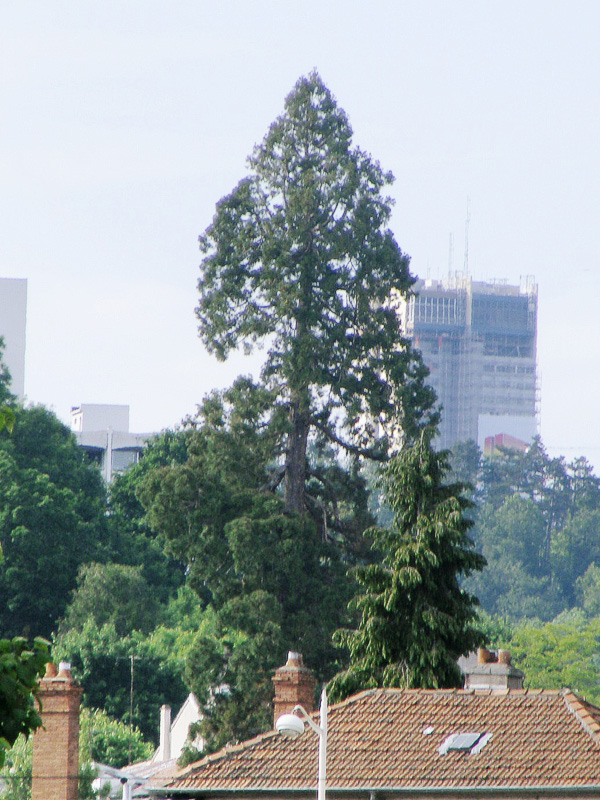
[1,1,599,469]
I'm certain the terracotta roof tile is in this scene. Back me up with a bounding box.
[165,688,600,794]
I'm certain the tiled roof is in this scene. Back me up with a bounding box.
[161,688,600,796]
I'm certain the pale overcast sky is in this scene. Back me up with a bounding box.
[1,2,599,469]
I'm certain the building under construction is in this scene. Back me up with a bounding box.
[398,274,538,451]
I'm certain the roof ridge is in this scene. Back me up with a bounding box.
[562,688,600,743]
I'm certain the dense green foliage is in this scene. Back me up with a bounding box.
[182,592,284,754]
[458,437,600,621]
[452,437,600,708]
[329,435,485,701]
[107,429,189,604]
[137,384,351,749]
[0,406,111,638]
[59,563,160,637]
[80,706,154,768]
[509,610,600,704]
[53,621,188,743]
[0,637,49,768]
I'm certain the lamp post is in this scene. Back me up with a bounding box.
[276,687,328,800]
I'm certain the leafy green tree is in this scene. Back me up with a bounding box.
[467,554,558,620]
[0,637,49,768]
[509,611,600,705]
[58,563,160,637]
[79,707,154,768]
[329,434,485,701]
[197,70,437,517]
[483,495,546,575]
[575,563,600,617]
[473,611,515,649]
[480,438,572,568]
[551,509,600,604]
[0,406,111,638]
[568,457,600,511]
[183,591,285,756]
[0,733,31,800]
[138,385,352,751]
[141,71,439,751]
[53,621,188,744]
[461,437,600,621]
[464,495,566,621]
[107,429,190,604]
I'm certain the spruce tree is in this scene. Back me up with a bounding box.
[329,432,485,701]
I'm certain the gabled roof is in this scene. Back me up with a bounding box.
[154,688,600,798]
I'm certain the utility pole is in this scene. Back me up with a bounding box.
[128,654,141,764]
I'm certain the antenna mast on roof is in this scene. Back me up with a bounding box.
[463,197,471,275]
[448,232,454,277]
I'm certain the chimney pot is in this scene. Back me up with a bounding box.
[57,662,72,680]
[462,648,524,692]
[44,662,59,679]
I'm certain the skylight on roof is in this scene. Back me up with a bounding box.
[438,732,492,755]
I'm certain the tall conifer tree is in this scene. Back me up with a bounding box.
[197,71,436,517]
[329,433,485,701]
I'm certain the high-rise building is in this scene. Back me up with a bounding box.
[398,274,538,451]
[0,278,27,399]
[71,404,151,482]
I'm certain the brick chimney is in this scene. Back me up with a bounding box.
[272,651,316,726]
[460,647,525,691]
[32,661,83,800]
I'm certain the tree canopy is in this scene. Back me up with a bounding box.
[53,620,188,743]
[460,437,600,621]
[197,70,436,518]
[58,562,160,637]
[0,406,111,638]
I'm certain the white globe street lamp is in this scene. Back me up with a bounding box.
[276,687,328,800]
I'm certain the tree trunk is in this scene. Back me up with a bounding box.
[284,397,310,515]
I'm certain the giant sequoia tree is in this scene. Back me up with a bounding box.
[197,71,436,517]
[138,74,439,749]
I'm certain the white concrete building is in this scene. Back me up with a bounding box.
[71,403,152,482]
[0,278,27,399]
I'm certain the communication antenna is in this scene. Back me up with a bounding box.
[448,232,454,276]
[463,197,471,275]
